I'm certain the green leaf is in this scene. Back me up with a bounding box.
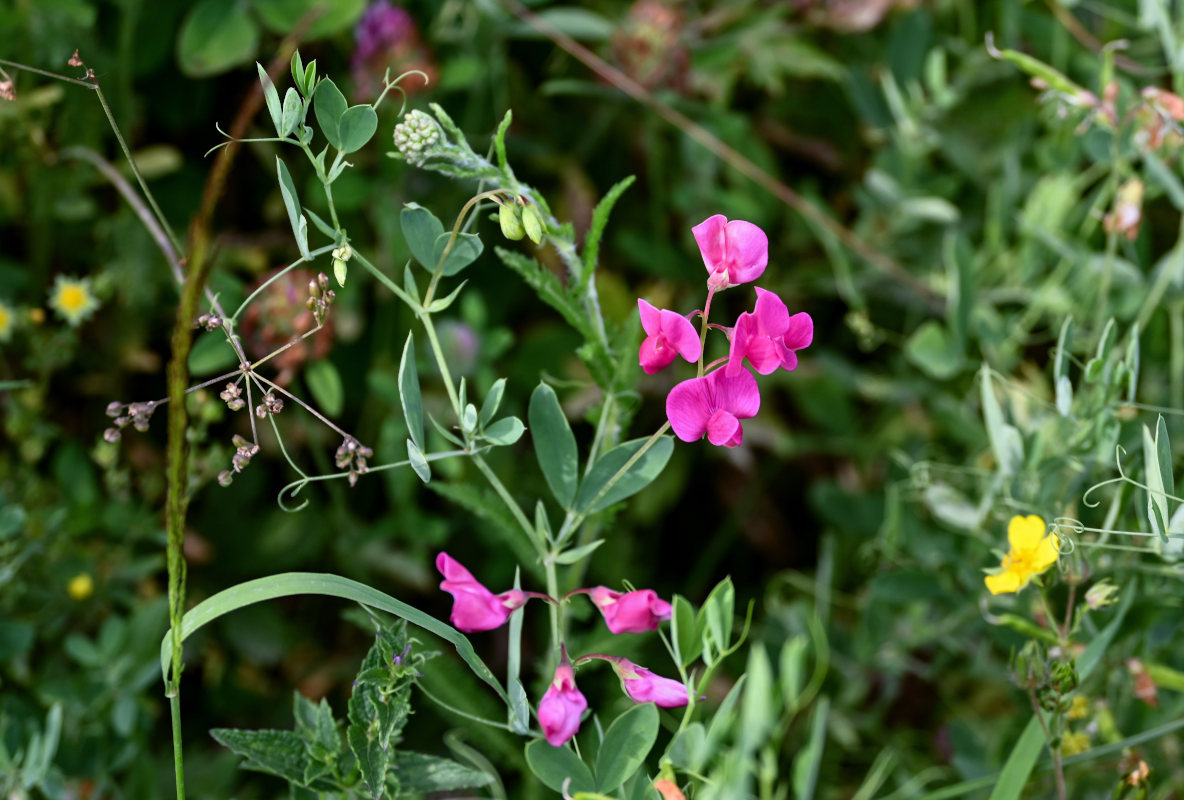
[506,7,615,40]
[177,0,259,77]
[305,360,343,418]
[402,203,446,272]
[426,280,467,312]
[394,751,494,793]
[398,333,424,451]
[280,87,301,138]
[780,636,808,712]
[699,578,735,653]
[479,378,507,429]
[1144,416,1172,541]
[1126,323,1140,403]
[210,728,309,786]
[256,62,283,135]
[904,320,961,379]
[1055,375,1072,417]
[672,595,702,668]
[483,416,525,446]
[594,703,659,792]
[276,157,311,260]
[252,0,366,39]
[525,739,596,794]
[494,109,512,173]
[791,696,829,800]
[980,366,1023,476]
[554,539,604,565]
[528,383,579,509]
[160,573,507,703]
[986,35,1089,97]
[407,439,430,484]
[293,692,340,763]
[575,436,673,513]
[582,175,635,280]
[290,49,306,95]
[314,79,347,150]
[986,716,1044,800]
[1054,316,1073,382]
[738,643,775,755]
[188,331,237,375]
[306,207,337,240]
[425,483,542,578]
[338,104,378,153]
[434,232,484,276]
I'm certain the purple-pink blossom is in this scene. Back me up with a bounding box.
[538,661,587,746]
[726,288,813,376]
[638,299,701,374]
[614,659,688,708]
[436,552,525,633]
[692,214,768,290]
[589,587,672,634]
[666,368,760,447]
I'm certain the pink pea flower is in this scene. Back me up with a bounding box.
[692,214,768,291]
[726,288,813,377]
[538,661,587,746]
[589,586,672,634]
[638,299,701,375]
[614,659,688,708]
[436,552,526,633]
[665,368,760,448]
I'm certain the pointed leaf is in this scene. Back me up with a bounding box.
[479,378,507,429]
[257,62,283,134]
[314,78,347,149]
[280,87,301,138]
[290,49,306,95]
[980,366,1022,475]
[399,333,424,450]
[529,383,579,508]
[394,751,494,793]
[339,104,378,153]
[407,439,430,484]
[594,703,659,793]
[738,643,775,755]
[483,416,525,446]
[276,157,311,259]
[575,436,673,513]
[554,539,605,565]
[1144,417,1171,541]
[672,595,701,668]
[427,280,468,312]
[211,728,309,786]
[582,175,635,281]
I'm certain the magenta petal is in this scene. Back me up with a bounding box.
[753,288,789,336]
[776,343,799,372]
[639,335,675,375]
[782,312,813,351]
[637,298,661,337]
[692,214,727,273]
[708,368,760,418]
[706,409,739,446]
[744,336,781,374]
[723,220,768,285]
[659,310,701,363]
[436,552,477,583]
[666,376,712,442]
[726,313,755,377]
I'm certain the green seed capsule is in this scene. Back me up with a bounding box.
[521,205,543,245]
[499,203,525,240]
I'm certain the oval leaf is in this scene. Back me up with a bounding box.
[594,703,659,793]
[434,231,485,276]
[338,104,378,153]
[401,203,446,272]
[280,87,301,138]
[528,383,579,509]
[525,740,596,795]
[575,436,673,513]
[177,0,259,77]
[483,416,525,446]
[313,78,347,149]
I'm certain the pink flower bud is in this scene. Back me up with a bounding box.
[614,658,688,708]
[538,662,587,746]
[589,586,672,634]
[436,552,526,633]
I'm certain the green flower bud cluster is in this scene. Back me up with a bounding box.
[496,199,544,245]
[392,109,441,166]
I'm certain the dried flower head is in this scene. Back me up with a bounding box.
[48,275,100,326]
[68,49,84,67]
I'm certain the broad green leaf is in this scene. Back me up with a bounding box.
[739,643,775,755]
[980,366,1022,476]
[525,739,596,794]
[256,62,283,134]
[483,416,525,446]
[575,436,673,513]
[159,573,507,701]
[594,703,659,792]
[210,728,309,786]
[479,378,507,429]
[338,104,378,153]
[529,383,579,509]
[252,0,366,39]
[434,231,484,276]
[554,539,604,565]
[276,157,311,260]
[188,331,237,375]
[667,723,707,773]
[280,87,301,138]
[402,203,446,272]
[672,595,701,668]
[305,360,343,418]
[177,0,259,77]
[314,79,347,149]
[394,751,494,793]
[780,635,808,712]
[398,333,424,451]
[407,438,430,484]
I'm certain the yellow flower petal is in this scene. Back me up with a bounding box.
[1030,532,1060,572]
[1007,515,1047,553]
[986,569,1022,594]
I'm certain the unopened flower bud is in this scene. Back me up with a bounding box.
[309,279,321,299]
[217,470,233,487]
[1050,661,1078,694]
[103,428,121,443]
[106,401,122,418]
[498,203,525,240]
[333,258,347,287]
[1085,578,1119,610]
[521,205,543,244]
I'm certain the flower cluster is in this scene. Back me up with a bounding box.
[641,215,813,448]
[435,553,687,747]
[984,515,1059,594]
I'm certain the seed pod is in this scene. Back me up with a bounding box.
[498,203,525,240]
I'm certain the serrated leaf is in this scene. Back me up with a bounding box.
[314,79,347,150]
[407,439,430,483]
[575,436,673,513]
[398,333,424,450]
[394,751,494,793]
[594,703,659,792]
[257,62,283,134]
[305,360,343,418]
[479,378,507,429]
[280,87,301,138]
[554,539,604,565]
[339,104,378,153]
[525,740,596,795]
[211,728,309,786]
[402,203,445,272]
[293,692,340,762]
[483,416,525,445]
[177,0,259,77]
[529,383,579,508]
[582,175,635,280]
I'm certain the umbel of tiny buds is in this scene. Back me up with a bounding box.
[220,382,245,412]
[393,109,442,166]
[335,435,373,487]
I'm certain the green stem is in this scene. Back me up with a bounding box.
[170,692,185,798]
[423,189,512,306]
[352,249,417,307]
[697,289,716,375]
[419,311,461,414]
[471,454,539,552]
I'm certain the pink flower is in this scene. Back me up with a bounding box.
[692,214,768,290]
[614,659,688,708]
[638,299,701,374]
[436,552,526,633]
[726,288,813,376]
[589,587,672,634]
[665,368,760,447]
[538,661,587,746]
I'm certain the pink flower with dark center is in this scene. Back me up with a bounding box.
[589,586,672,634]
[436,552,526,633]
[638,299,700,374]
[614,659,688,708]
[538,661,587,746]
[665,368,760,447]
[692,214,768,291]
[726,288,813,376]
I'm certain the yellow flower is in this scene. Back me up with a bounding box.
[49,275,99,326]
[984,515,1059,594]
[0,299,13,342]
[67,572,94,600]
[1060,730,1090,756]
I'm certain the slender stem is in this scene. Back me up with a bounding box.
[0,58,96,87]
[248,322,326,371]
[423,189,511,307]
[697,289,716,375]
[352,249,417,307]
[232,247,335,321]
[1062,583,1076,640]
[419,311,461,414]
[169,693,185,799]
[543,556,562,653]
[252,373,351,439]
[583,393,615,477]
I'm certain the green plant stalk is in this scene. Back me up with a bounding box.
[423,189,513,307]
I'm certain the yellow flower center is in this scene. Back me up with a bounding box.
[58,285,89,312]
